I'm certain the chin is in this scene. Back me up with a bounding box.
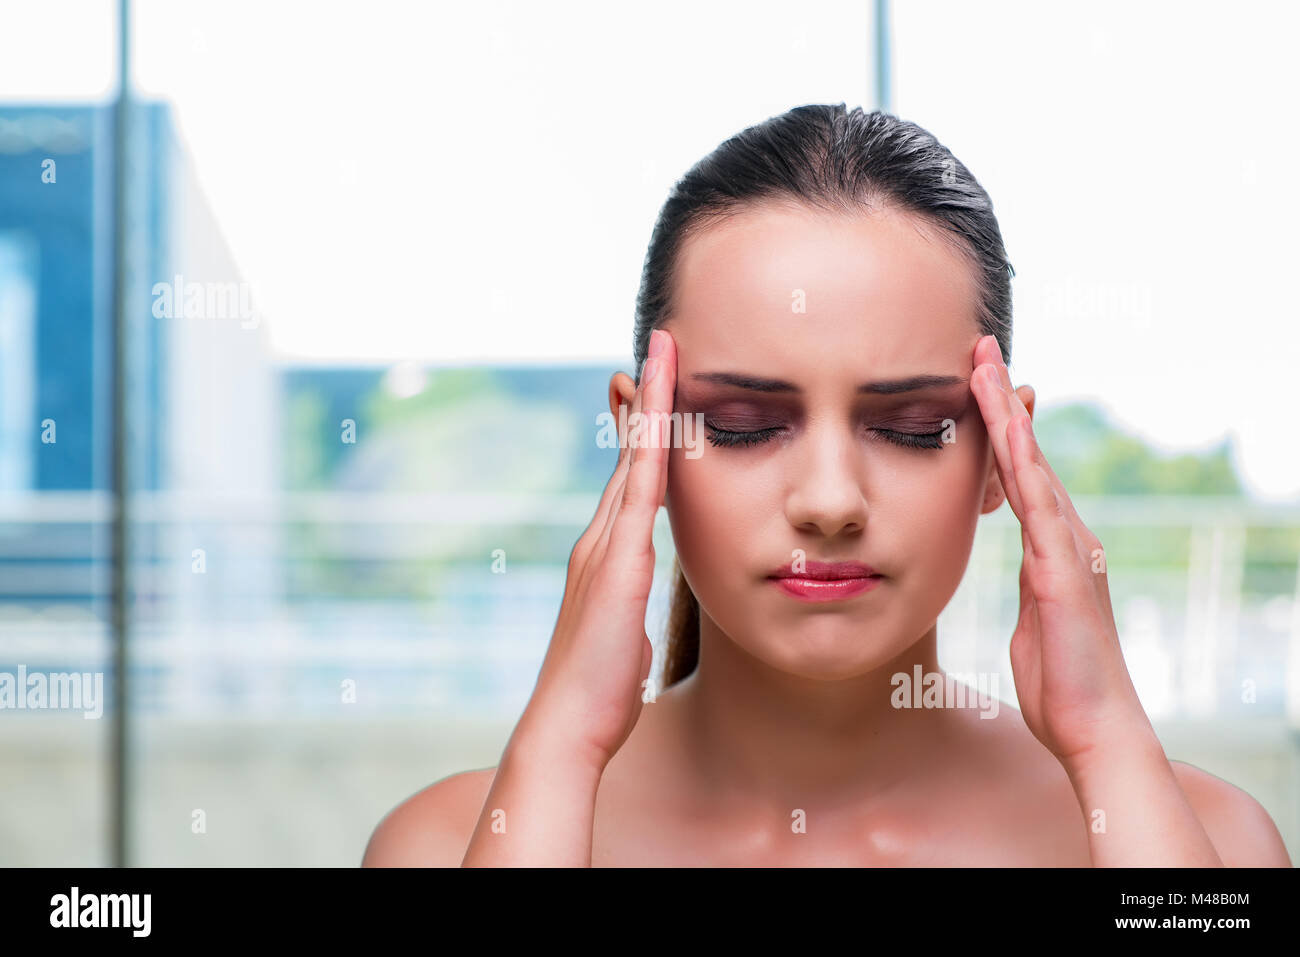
[754,625,902,681]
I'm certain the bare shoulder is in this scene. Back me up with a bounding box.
[1169,760,1293,867]
[968,701,1293,866]
[361,767,497,867]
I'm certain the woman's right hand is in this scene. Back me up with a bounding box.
[515,327,678,773]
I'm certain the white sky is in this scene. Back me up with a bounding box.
[1,0,1297,500]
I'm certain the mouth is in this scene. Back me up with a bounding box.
[767,561,885,603]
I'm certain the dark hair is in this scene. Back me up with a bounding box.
[632,103,1015,689]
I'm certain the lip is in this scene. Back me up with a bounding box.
[767,561,884,603]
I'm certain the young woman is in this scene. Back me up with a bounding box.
[364,104,1292,867]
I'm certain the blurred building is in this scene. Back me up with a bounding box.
[0,101,279,713]
[0,106,116,492]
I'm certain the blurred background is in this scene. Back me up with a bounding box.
[1,0,1298,866]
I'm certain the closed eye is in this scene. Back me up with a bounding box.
[871,427,947,450]
[704,423,949,450]
[704,423,785,448]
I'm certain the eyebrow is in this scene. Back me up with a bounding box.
[688,371,968,395]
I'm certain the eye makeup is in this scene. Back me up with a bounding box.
[864,394,974,451]
[674,391,796,449]
[687,392,972,452]
[704,422,786,448]
[698,410,792,449]
[703,420,954,451]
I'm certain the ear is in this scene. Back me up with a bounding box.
[608,371,636,424]
[980,383,1036,515]
[1019,384,1036,421]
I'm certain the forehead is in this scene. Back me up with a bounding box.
[667,201,980,379]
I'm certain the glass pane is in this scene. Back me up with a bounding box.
[0,103,113,865]
[120,0,874,866]
[897,0,1300,857]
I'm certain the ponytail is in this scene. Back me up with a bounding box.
[661,557,700,687]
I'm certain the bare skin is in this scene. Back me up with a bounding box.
[365,694,1283,866]
[364,201,1292,868]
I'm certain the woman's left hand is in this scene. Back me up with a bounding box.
[969,335,1154,770]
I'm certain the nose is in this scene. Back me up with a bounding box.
[783,420,868,538]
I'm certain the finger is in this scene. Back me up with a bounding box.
[1022,422,1095,554]
[581,391,635,556]
[972,355,1026,518]
[976,340,1091,555]
[1007,413,1085,595]
[1011,408,1103,567]
[1017,525,1047,632]
[595,362,644,557]
[1009,589,1039,682]
[609,330,676,563]
[1009,547,1041,699]
[980,343,1106,614]
[563,385,638,607]
[1005,409,1112,615]
[581,338,664,613]
[999,381,1078,525]
[983,341,1095,543]
[971,336,1025,515]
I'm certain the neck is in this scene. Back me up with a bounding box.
[666,612,958,811]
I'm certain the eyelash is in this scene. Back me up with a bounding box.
[704,424,948,451]
[704,425,785,448]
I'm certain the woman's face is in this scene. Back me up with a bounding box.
[655,200,1009,680]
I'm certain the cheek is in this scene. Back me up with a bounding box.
[882,439,988,578]
[665,445,748,571]
[897,440,986,508]
[664,444,784,629]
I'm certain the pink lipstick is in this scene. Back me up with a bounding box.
[767,560,884,603]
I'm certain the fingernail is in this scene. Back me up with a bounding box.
[648,330,666,358]
[644,357,660,383]
[997,359,1012,389]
